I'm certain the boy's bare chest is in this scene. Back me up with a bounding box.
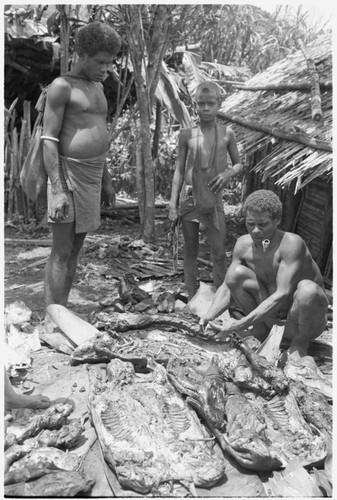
[187,129,228,167]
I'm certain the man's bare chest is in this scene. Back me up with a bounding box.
[69,85,107,115]
[243,250,279,286]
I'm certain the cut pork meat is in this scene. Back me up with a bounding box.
[12,404,74,443]
[5,446,81,484]
[4,470,95,497]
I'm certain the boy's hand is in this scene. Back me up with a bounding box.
[168,206,179,223]
[208,171,233,194]
[101,183,116,207]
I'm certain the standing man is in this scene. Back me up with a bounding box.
[42,22,121,308]
[168,82,243,301]
[200,190,328,358]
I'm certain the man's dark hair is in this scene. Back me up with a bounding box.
[75,22,121,57]
[243,189,283,220]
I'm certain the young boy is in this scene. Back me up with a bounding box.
[169,82,243,301]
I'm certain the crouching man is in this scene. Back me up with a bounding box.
[200,189,328,358]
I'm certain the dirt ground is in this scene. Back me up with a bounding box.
[4,202,332,497]
[4,202,245,320]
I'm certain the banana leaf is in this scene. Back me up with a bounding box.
[156,62,192,128]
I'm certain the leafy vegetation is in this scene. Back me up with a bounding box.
[4,4,331,241]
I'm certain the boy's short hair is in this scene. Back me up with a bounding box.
[195,82,222,103]
[243,190,283,220]
[76,22,121,57]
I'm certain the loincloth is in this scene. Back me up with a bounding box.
[179,184,224,231]
[273,310,289,326]
[48,152,107,233]
[263,309,289,329]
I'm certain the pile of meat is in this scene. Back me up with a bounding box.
[74,311,332,496]
[5,306,331,497]
[4,403,95,497]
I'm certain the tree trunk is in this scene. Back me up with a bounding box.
[136,85,156,242]
[124,5,172,243]
[127,7,155,242]
[134,121,145,235]
[58,5,70,75]
[152,100,162,160]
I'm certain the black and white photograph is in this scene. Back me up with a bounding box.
[3,3,333,497]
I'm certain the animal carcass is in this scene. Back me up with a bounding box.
[71,328,212,370]
[168,345,329,473]
[88,359,225,495]
[167,356,227,430]
[91,311,205,337]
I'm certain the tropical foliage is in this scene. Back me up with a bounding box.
[4,4,331,241]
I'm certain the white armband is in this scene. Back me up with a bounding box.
[233,163,243,174]
[41,136,60,143]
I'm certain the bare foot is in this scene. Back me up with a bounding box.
[43,312,59,334]
[5,393,51,410]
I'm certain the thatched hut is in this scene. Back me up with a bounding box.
[217,33,332,286]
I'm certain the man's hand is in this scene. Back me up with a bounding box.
[208,170,233,195]
[199,316,210,330]
[101,183,116,207]
[48,191,69,221]
[208,317,243,341]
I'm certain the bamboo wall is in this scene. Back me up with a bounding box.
[294,178,332,285]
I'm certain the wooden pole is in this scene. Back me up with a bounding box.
[298,39,324,123]
[225,81,332,92]
[217,111,332,152]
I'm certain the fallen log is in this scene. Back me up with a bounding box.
[5,238,52,246]
[101,202,167,213]
[22,257,48,269]
[197,256,212,268]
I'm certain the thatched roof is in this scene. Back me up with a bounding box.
[217,33,332,191]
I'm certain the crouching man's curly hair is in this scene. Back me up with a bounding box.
[243,190,283,221]
[75,22,121,57]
